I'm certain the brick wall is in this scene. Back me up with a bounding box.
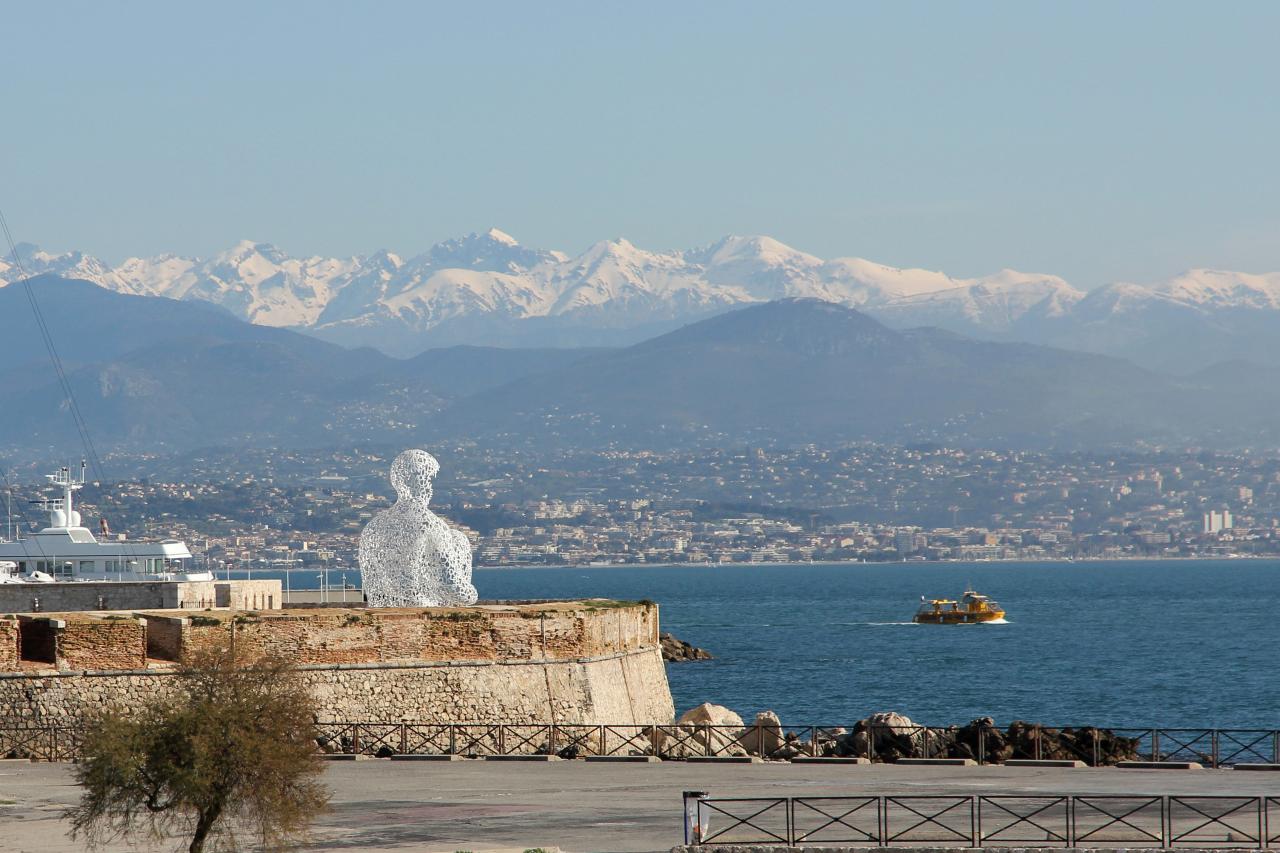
[58,617,147,671]
[0,618,17,670]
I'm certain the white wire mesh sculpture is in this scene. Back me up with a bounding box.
[358,449,478,607]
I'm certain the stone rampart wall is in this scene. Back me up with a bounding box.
[174,602,657,666]
[0,601,674,727]
[0,647,672,727]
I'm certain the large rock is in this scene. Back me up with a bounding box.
[834,711,934,761]
[736,710,787,757]
[654,703,746,757]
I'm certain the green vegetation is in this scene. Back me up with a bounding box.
[582,598,652,611]
[438,610,485,622]
[68,642,329,853]
[188,615,221,627]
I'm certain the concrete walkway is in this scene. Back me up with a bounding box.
[2,759,1275,853]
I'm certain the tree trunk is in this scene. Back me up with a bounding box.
[189,807,220,853]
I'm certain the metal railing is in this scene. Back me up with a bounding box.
[682,793,1280,848]
[306,722,1279,766]
[3,720,1277,765]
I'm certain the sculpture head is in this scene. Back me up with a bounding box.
[389,449,440,503]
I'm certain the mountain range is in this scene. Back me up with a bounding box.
[7,233,1280,370]
[2,277,1279,456]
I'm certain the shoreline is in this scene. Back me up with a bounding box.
[474,554,1280,571]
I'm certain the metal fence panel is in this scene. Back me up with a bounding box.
[792,796,880,845]
[978,796,1070,847]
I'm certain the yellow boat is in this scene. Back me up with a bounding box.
[913,588,1006,624]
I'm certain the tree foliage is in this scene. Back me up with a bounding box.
[68,641,330,852]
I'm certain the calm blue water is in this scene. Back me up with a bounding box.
[235,560,1278,728]
[470,561,1279,729]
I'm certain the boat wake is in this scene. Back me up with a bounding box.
[864,621,920,627]
[979,617,1010,625]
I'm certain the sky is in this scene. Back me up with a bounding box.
[3,0,1279,287]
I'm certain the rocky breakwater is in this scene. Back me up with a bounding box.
[824,712,1143,765]
[645,707,1144,764]
[661,632,712,662]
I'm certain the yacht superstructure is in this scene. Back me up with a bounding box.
[0,464,210,583]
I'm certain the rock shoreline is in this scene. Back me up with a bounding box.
[667,707,1144,764]
[661,633,712,662]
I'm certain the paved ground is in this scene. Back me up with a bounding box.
[2,759,1275,853]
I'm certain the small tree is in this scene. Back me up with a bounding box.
[69,640,330,852]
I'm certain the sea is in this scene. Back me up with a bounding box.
[261,560,1280,729]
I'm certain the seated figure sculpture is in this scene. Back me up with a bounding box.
[358,449,478,607]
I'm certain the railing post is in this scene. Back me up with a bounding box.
[1092,727,1100,767]
[352,723,361,755]
[597,724,605,756]
[1151,728,1160,762]
[970,794,978,847]
[878,795,887,846]
[448,724,456,755]
[1034,724,1042,761]
[498,724,506,756]
[702,723,711,756]
[400,722,407,755]
[1160,795,1169,848]
[1067,796,1075,847]
[549,724,558,755]
[977,727,984,765]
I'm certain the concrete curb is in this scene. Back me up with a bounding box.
[1116,760,1202,769]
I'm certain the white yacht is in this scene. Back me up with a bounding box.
[0,464,211,583]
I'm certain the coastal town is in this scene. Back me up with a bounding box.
[18,442,1280,573]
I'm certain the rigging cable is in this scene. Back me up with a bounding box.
[0,209,108,485]
[0,209,147,574]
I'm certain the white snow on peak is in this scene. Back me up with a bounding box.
[8,232,1280,351]
[484,227,519,246]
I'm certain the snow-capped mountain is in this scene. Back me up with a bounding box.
[5,230,1280,367]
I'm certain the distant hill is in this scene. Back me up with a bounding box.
[0,277,410,452]
[390,344,610,396]
[440,299,1280,448]
[0,276,606,453]
[2,279,1279,454]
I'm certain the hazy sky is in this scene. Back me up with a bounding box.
[5,1,1278,286]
